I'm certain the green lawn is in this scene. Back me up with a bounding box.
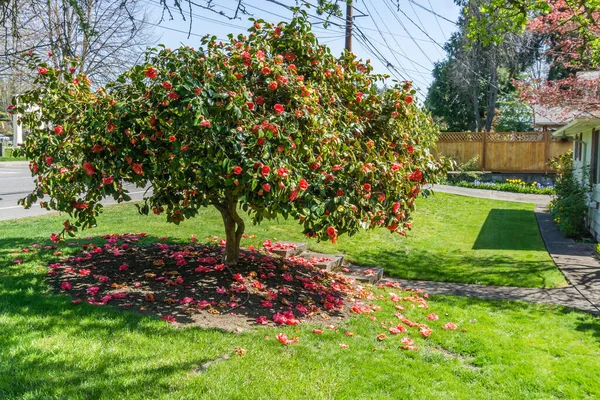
[0,244,598,399]
[0,194,597,398]
[0,192,564,288]
[0,156,25,162]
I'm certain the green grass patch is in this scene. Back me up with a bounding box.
[0,156,25,162]
[0,195,595,398]
[0,192,565,288]
[0,236,597,398]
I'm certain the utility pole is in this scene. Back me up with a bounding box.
[345,1,353,52]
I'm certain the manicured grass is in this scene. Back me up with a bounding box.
[0,197,596,398]
[0,156,25,162]
[1,192,562,288]
[0,238,598,398]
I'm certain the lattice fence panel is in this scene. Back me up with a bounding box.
[486,132,545,142]
[438,132,483,142]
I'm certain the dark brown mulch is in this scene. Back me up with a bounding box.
[47,234,367,331]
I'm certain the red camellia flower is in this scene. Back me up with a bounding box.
[169,135,176,142]
[256,50,266,61]
[261,67,271,75]
[407,145,414,154]
[404,95,413,104]
[268,81,278,91]
[92,144,103,153]
[144,67,158,79]
[194,87,202,95]
[257,137,265,146]
[45,156,54,166]
[69,67,76,74]
[168,91,179,100]
[161,81,172,90]
[102,176,114,185]
[38,67,48,75]
[255,96,265,105]
[200,119,211,128]
[132,163,144,175]
[336,189,344,196]
[53,125,64,135]
[261,165,270,176]
[61,282,72,291]
[289,189,298,201]
[233,166,242,175]
[262,183,271,192]
[285,52,295,61]
[409,170,423,182]
[274,104,284,114]
[363,183,371,191]
[82,162,95,176]
[299,178,309,191]
[392,202,401,214]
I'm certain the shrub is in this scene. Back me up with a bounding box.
[549,151,589,238]
[13,13,449,265]
[453,180,554,195]
[447,155,484,183]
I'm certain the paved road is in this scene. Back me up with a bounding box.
[0,161,148,221]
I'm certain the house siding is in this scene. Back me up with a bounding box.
[571,129,600,240]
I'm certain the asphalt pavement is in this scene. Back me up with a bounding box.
[0,161,148,221]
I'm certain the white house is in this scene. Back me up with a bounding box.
[552,114,600,239]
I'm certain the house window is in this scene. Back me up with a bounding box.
[575,133,583,161]
[593,129,600,184]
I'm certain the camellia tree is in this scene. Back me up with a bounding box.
[13,12,446,265]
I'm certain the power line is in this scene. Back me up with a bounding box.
[362,0,414,82]
[381,0,435,65]
[407,0,445,58]
[407,0,458,25]
[361,0,430,91]
[428,0,448,41]
[353,25,428,98]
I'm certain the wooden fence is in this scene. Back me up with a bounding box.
[436,131,573,173]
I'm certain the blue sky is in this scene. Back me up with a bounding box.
[145,0,461,99]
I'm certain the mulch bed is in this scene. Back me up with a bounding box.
[47,233,372,331]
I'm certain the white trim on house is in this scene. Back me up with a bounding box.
[552,117,600,138]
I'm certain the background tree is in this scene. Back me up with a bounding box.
[513,0,600,116]
[426,0,540,132]
[1,0,156,84]
[14,14,447,265]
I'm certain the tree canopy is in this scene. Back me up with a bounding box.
[13,13,447,265]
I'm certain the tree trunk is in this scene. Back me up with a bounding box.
[484,53,499,133]
[215,196,245,266]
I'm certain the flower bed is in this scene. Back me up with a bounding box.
[452,179,554,195]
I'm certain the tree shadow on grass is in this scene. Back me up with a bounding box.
[472,209,546,251]
[346,247,562,288]
[0,237,247,398]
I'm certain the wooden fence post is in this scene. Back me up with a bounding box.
[481,131,487,171]
[544,131,551,174]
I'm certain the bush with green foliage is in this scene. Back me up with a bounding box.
[447,155,484,183]
[549,151,589,238]
[13,13,448,265]
[452,179,554,195]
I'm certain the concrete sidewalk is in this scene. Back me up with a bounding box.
[431,184,553,208]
